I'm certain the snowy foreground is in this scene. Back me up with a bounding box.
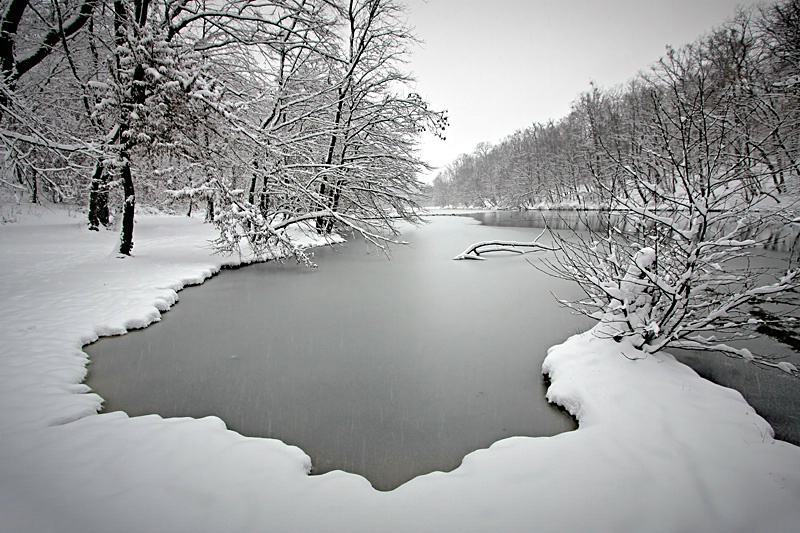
[1,209,799,533]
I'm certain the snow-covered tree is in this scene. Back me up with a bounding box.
[206,0,447,263]
[452,4,800,373]
[82,0,328,254]
[312,0,447,240]
[544,24,800,374]
[0,0,100,206]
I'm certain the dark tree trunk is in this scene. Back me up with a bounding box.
[88,162,110,230]
[205,194,214,222]
[248,176,257,204]
[112,0,145,255]
[28,171,37,203]
[248,159,258,205]
[259,175,270,218]
[118,153,135,255]
[246,173,257,230]
[185,175,193,216]
[323,179,343,234]
[317,88,345,234]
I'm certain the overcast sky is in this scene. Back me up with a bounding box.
[403,0,769,182]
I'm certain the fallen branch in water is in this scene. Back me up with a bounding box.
[453,229,557,260]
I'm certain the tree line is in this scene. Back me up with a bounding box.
[432,0,800,212]
[0,0,446,259]
[441,0,800,371]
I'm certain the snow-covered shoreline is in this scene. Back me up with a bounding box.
[1,209,799,532]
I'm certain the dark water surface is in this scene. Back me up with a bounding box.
[85,217,593,490]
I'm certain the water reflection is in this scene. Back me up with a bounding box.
[468,209,800,255]
[85,217,591,490]
[468,210,611,232]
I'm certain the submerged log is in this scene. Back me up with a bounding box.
[453,237,557,260]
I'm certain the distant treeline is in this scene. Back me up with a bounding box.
[432,0,800,209]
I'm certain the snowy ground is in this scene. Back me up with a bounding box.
[1,207,799,533]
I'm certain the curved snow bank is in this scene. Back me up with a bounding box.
[1,211,798,533]
[541,333,799,531]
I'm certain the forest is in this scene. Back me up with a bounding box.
[0,0,446,258]
[431,1,800,212]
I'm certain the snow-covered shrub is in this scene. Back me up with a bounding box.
[544,18,800,374]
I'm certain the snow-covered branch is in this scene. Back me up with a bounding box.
[453,230,556,260]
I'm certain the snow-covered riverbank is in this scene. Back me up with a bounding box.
[1,208,798,533]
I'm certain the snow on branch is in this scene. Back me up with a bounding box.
[593,247,658,345]
[671,338,799,376]
[0,128,98,153]
[453,229,556,260]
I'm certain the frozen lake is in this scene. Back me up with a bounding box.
[85,216,593,490]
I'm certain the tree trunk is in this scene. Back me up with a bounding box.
[118,153,135,255]
[248,168,257,205]
[88,162,109,230]
[259,175,269,218]
[186,176,193,216]
[205,194,214,223]
[317,88,346,234]
[112,0,150,255]
[323,178,343,234]
[28,171,37,203]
